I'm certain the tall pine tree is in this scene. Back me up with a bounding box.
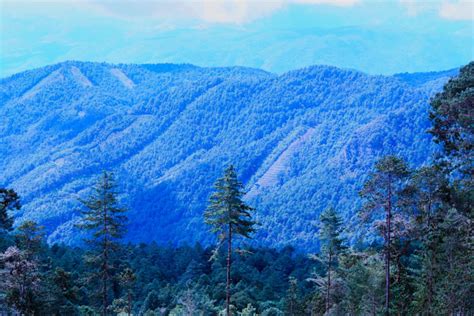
[427,62,474,314]
[284,276,304,316]
[204,165,256,316]
[360,156,409,315]
[310,207,345,313]
[77,171,127,316]
[435,208,472,314]
[404,166,448,313]
[429,61,473,182]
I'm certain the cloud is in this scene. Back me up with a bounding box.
[198,1,285,24]
[43,0,360,24]
[51,0,283,24]
[439,0,474,20]
[399,0,473,21]
[293,0,359,7]
[399,0,436,16]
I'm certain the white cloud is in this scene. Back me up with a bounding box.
[17,0,358,24]
[399,0,474,21]
[198,1,285,24]
[53,0,284,24]
[197,0,361,23]
[399,0,436,16]
[439,0,474,20]
[293,0,359,7]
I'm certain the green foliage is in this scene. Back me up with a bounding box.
[141,290,161,314]
[0,188,20,233]
[339,252,385,315]
[359,155,410,314]
[76,170,128,315]
[429,61,473,178]
[405,166,448,314]
[44,267,80,315]
[261,307,284,316]
[205,165,257,241]
[318,207,345,258]
[205,164,257,315]
[15,220,45,258]
[284,277,305,316]
[0,188,20,251]
[117,268,136,315]
[0,246,42,315]
[110,298,129,315]
[1,61,452,249]
[239,303,257,316]
[359,155,411,241]
[175,286,217,315]
[434,208,473,314]
[308,207,346,313]
[77,171,127,247]
[0,62,472,315]
[78,305,98,316]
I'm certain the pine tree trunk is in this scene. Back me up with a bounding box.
[103,188,109,316]
[103,268,108,316]
[326,252,332,313]
[427,252,434,312]
[426,211,434,313]
[372,294,376,316]
[226,224,232,316]
[128,291,132,316]
[385,178,392,316]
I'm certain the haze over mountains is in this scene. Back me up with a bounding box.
[0,61,457,250]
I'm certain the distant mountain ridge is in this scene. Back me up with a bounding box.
[0,61,457,250]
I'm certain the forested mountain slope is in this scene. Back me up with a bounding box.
[0,61,456,250]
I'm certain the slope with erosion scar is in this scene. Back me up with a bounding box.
[247,127,316,197]
[70,66,93,87]
[0,61,455,249]
[20,69,65,101]
[110,68,135,88]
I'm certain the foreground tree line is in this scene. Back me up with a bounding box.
[0,63,472,315]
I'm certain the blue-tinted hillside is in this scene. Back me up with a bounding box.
[0,61,456,250]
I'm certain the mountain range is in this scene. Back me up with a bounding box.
[0,61,457,250]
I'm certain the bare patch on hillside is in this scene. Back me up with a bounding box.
[20,70,64,100]
[247,127,316,197]
[70,66,93,87]
[110,68,135,88]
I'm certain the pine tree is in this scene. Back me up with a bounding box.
[404,166,448,313]
[0,188,20,233]
[429,61,473,181]
[425,63,473,314]
[360,156,410,315]
[76,171,128,316]
[284,276,304,316]
[14,220,45,259]
[0,246,41,315]
[435,208,473,314]
[204,165,257,316]
[141,290,160,314]
[176,286,217,315]
[339,252,384,315]
[43,267,79,315]
[310,207,346,313]
[119,268,136,316]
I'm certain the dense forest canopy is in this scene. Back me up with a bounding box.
[0,61,459,250]
[0,62,472,315]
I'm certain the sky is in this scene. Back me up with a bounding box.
[0,0,473,77]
